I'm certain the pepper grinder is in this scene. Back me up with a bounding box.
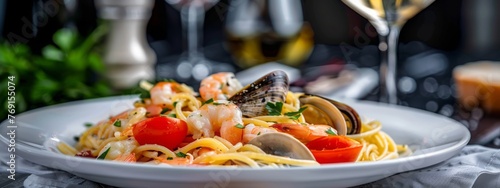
[95,0,156,89]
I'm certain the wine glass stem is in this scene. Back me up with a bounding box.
[379,24,400,104]
[181,3,205,61]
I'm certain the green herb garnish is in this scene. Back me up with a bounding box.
[176,152,187,158]
[265,102,283,116]
[97,147,110,160]
[257,132,261,136]
[84,122,93,128]
[167,114,177,118]
[73,136,80,142]
[284,107,308,120]
[139,89,151,99]
[325,128,337,136]
[202,98,214,106]
[173,101,178,107]
[234,123,244,129]
[160,108,170,114]
[113,120,121,127]
[167,157,173,160]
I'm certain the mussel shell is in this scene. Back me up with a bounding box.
[229,70,289,117]
[299,94,362,135]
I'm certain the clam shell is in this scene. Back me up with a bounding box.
[299,94,362,135]
[248,132,315,161]
[229,70,289,117]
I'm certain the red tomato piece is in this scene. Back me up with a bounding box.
[305,136,363,164]
[133,116,188,150]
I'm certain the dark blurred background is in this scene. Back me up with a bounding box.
[1,0,499,147]
[0,0,470,59]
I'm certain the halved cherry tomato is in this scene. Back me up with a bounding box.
[133,116,188,150]
[305,136,363,164]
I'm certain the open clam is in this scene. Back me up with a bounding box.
[229,70,289,117]
[299,94,362,135]
[248,132,315,160]
[229,70,361,135]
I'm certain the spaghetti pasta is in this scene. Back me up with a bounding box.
[348,121,410,161]
[63,71,409,167]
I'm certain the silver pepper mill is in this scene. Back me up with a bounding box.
[95,0,156,89]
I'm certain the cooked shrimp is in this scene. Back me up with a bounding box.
[242,124,278,143]
[113,153,137,162]
[271,123,334,143]
[99,139,139,160]
[186,101,244,145]
[150,81,182,107]
[199,72,242,101]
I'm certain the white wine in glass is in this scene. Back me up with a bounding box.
[342,0,434,104]
[226,25,314,68]
[225,0,314,68]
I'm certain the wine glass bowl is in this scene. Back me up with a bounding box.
[164,0,234,85]
[341,0,435,104]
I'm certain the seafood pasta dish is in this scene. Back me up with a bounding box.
[59,70,410,167]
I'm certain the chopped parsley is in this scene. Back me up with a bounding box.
[202,98,214,106]
[138,88,150,99]
[113,120,122,127]
[176,152,187,158]
[234,123,245,129]
[167,157,173,160]
[167,113,177,118]
[265,102,283,116]
[284,107,308,120]
[173,101,178,108]
[257,132,261,136]
[84,123,93,128]
[97,147,110,160]
[160,108,170,114]
[73,136,80,142]
[212,102,223,106]
[325,128,337,136]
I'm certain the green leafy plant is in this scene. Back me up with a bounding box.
[0,25,113,118]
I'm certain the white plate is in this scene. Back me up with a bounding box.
[0,96,470,188]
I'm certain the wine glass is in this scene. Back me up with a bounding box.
[341,0,435,104]
[165,0,230,84]
[225,0,314,69]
